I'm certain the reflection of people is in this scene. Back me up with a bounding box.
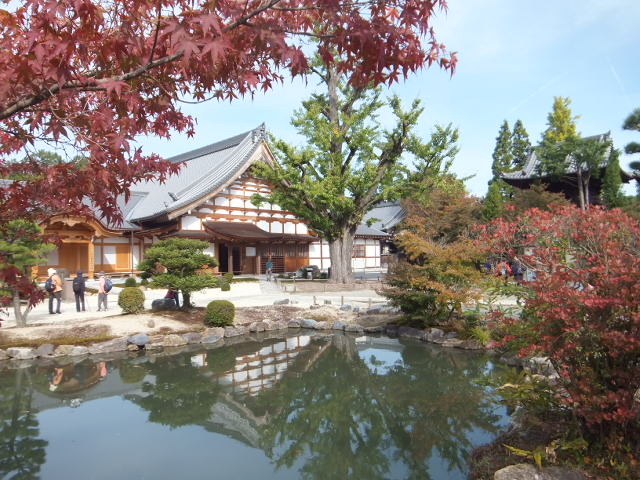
[265,257,274,281]
[165,288,180,308]
[97,271,108,311]
[49,367,64,391]
[73,270,87,312]
[46,362,108,394]
[47,268,63,314]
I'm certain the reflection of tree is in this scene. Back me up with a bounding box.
[256,336,503,480]
[125,355,221,429]
[259,336,390,480]
[0,369,48,479]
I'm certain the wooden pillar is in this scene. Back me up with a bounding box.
[227,244,233,275]
[88,236,95,279]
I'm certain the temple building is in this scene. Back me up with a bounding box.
[40,125,390,278]
[500,132,632,206]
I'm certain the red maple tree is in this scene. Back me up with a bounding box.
[479,206,640,435]
[0,0,455,315]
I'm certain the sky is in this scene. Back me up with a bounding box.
[137,0,640,197]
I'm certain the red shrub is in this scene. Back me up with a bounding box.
[478,206,640,431]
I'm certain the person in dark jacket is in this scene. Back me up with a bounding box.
[73,270,87,312]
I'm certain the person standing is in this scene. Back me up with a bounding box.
[265,257,274,281]
[73,270,87,312]
[47,268,63,314]
[97,271,108,311]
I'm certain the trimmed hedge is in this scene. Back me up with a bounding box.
[118,287,145,314]
[223,272,234,282]
[124,277,137,287]
[205,300,235,327]
[220,280,231,292]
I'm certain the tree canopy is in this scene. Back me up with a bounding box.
[253,62,456,282]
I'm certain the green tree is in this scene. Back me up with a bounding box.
[502,184,570,221]
[137,238,217,309]
[601,149,625,208]
[491,120,513,177]
[622,108,640,194]
[541,97,580,146]
[0,220,55,327]
[510,119,532,168]
[253,62,445,283]
[482,180,510,221]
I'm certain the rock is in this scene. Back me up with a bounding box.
[301,319,319,329]
[340,304,352,311]
[127,344,140,351]
[147,319,155,328]
[182,332,202,344]
[6,347,37,360]
[273,320,288,330]
[263,321,278,331]
[525,357,559,378]
[35,344,55,357]
[384,325,399,336]
[424,328,445,343]
[441,338,465,348]
[201,335,223,345]
[0,349,8,361]
[494,464,589,480]
[88,337,128,355]
[494,464,543,480]
[69,346,90,356]
[127,333,151,347]
[397,326,424,340]
[500,355,524,367]
[324,300,332,305]
[634,387,640,407]
[204,327,225,338]
[53,345,76,357]
[353,307,360,313]
[163,334,187,347]
[145,342,164,351]
[151,298,178,311]
[224,326,248,337]
[344,324,364,334]
[287,319,301,328]
[310,304,322,310]
[366,307,382,314]
[273,299,290,305]
[363,326,384,333]
[445,331,458,339]
[458,339,484,350]
[314,321,332,330]
[333,321,346,330]
[249,321,267,332]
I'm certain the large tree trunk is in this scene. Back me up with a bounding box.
[576,168,586,211]
[12,289,26,328]
[328,229,355,283]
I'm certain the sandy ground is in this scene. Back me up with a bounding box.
[0,279,390,345]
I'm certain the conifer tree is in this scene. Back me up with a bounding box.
[510,120,532,168]
[491,120,513,177]
[622,108,640,193]
[541,97,580,146]
[601,149,625,208]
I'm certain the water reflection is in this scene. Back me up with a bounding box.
[0,333,507,479]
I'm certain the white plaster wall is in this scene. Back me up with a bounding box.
[366,245,378,257]
[102,237,130,244]
[246,247,256,257]
[297,224,308,235]
[309,242,321,257]
[257,221,270,232]
[181,216,201,230]
[103,246,116,265]
[204,244,216,257]
[271,222,283,233]
[230,198,244,208]
[214,197,228,206]
[93,246,100,263]
[352,257,366,270]
[284,222,295,234]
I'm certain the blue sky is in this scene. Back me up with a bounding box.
[138,0,640,197]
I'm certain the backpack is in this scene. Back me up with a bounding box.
[104,277,113,293]
[45,276,55,293]
[72,276,82,293]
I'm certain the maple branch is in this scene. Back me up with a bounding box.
[147,2,163,64]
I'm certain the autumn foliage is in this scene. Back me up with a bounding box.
[0,0,456,314]
[479,206,640,433]
[383,178,483,326]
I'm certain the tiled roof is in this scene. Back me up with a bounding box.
[204,221,316,242]
[362,201,405,232]
[355,224,392,238]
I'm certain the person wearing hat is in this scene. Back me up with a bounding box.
[47,268,63,314]
[97,271,108,311]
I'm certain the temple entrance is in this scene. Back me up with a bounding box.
[59,243,89,275]
[218,244,242,274]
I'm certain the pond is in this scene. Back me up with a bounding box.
[0,333,509,479]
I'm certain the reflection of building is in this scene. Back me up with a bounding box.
[39,125,390,279]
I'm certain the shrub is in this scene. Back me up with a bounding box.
[140,278,149,286]
[118,287,145,314]
[479,205,640,435]
[205,300,235,327]
[220,280,231,292]
[223,272,234,283]
[124,277,137,287]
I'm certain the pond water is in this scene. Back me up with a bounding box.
[0,333,509,480]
